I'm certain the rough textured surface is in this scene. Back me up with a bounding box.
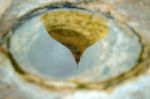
[0,0,150,99]
[0,0,11,17]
